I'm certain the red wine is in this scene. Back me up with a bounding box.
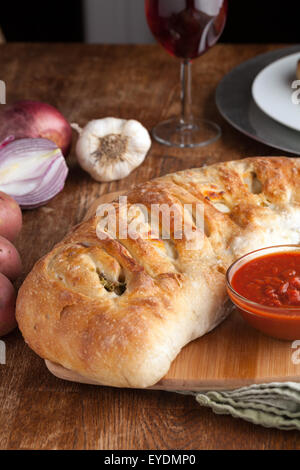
[145,0,228,60]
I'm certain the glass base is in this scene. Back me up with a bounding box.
[152,118,221,148]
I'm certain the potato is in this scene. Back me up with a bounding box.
[0,192,22,242]
[0,236,22,280]
[0,273,17,337]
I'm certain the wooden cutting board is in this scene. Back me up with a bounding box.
[46,191,300,391]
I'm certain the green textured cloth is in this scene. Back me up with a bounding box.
[182,383,300,430]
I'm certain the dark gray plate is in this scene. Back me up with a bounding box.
[216,45,300,155]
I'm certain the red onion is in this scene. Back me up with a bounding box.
[0,136,15,149]
[0,138,68,209]
[0,101,72,156]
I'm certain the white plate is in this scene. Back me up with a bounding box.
[252,52,300,131]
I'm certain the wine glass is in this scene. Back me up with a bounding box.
[145,0,228,147]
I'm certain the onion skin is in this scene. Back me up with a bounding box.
[0,100,72,157]
[0,273,17,337]
[0,192,22,242]
[0,236,22,281]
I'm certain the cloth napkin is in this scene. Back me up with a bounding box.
[180,382,300,430]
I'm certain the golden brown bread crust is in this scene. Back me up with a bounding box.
[16,157,300,388]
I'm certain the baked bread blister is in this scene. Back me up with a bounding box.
[16,157,300,388]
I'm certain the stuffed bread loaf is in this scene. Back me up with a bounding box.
[16,157,300,388]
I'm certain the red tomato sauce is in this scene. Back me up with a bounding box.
[231,252,300,308]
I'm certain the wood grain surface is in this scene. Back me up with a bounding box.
[0,43,300,450]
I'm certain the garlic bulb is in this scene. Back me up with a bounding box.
[72,118,151,182]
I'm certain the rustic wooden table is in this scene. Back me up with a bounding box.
[0,43,299,450]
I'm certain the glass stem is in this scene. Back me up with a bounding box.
[180,59,193,127]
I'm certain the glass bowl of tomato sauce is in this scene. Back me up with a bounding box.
[226,245,300,340]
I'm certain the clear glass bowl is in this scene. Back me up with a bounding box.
[226,245,300,341]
